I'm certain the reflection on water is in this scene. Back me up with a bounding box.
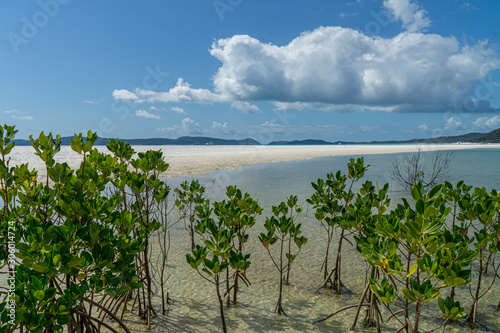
[123,149,500,332]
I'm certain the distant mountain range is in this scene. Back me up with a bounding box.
[12,128,500,147]
[14,136,260,146]
[364,127,500,144]
[269,128,500,145]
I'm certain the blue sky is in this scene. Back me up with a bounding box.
[1,0,500,143]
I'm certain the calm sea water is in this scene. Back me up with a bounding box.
[168,148,500,208]
[3,147,500,332]
[150,148,500,333]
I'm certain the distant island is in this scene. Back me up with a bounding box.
[13,128,500,146]
[14,136,260,146]
[269,128,500,145]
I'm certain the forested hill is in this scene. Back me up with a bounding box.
[13,136,261,146]
[370,127,500,144]
[268,128,500,145]
[12,128,500,146]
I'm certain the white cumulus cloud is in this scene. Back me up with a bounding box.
[151,106,186,114]
[418,123,428,130]
[135,109,160,120]
[14,115,34,120]
[4,109,34,120]
[207,121,235,136]
[112,89,139,102]
[212,121,228,129]
[113,10,499,114]
[444,117,463,131]
[83,99,103,104]
[230,101,261,113]
[114,78,228,104]
[473,115,500,129]
[210,29,498,112]
[157,117,202,136]
[261,121,284,127]
[383,0,431,32]
[150,106,166,111]
[170,106,186,114]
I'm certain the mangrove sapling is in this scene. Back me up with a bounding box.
[360,183,476,333]
[307,176,342,286]
[30,131,63,224]
[175,179,207,251]
[307,157,370,293]
[213,185,262,305]
[464,187,500,327]
[350,181,391,330]
[442,181,473,230]
[107,140,171,328]
[0,125,19,216]
[149,199,177,316]
[315,180,390,329]
[442,181,474,302]
[186,202,250,333]
[284,203,306,285]
[259,195,308,315]
[128,151,170,327]
[106,138,135,212]
[0,125,24,331]
[0,129,144,333]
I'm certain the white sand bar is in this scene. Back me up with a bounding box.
[160,144,500,178]
[9,143,500,180]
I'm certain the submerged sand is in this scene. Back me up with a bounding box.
[8,143,500,180]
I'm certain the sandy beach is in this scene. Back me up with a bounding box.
[9,143,500,180]
[158,143,500,178]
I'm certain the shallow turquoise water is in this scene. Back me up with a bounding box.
[155,148,499,332]
[171,148,500,207]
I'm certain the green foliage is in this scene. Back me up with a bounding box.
[356,182,481,332]
[29,131,61,168]
[190,201,236,270]
[370,277,397,304]
[213,185,262,304]
[186,196,254,333]
[0,125,20,216]
[438,296,466,320]
[307,157,390,292]
[0,127,145,332]
[259,195,307,314]
[175,179,207,251]
[106,138,171,328]
[214,185,262,248]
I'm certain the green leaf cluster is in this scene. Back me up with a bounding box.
[0,126,158,332]
[356,180,499,330]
